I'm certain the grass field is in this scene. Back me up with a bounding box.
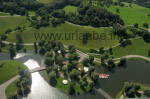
[112,38,150,58]
[0,16,31,35]
[5,79,18,97]
[105,2,150,28]
[6,21,119,52]
[63,6,78,14]
[38,0,54,4]
[0,12,10,16]
[0,60,27,84]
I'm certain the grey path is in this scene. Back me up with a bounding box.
[0,75,19,99]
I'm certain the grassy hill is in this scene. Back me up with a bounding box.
[0,16,31,35]
[6,20,119,52]
[0,60,27,84]
[112,38,150,58]
[105,2,150,28]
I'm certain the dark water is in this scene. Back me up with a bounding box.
[96,59,150,98]
[0,51,106,99]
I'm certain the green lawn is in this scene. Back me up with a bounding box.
[56,77,89,94]
[105,2,150,28]
[0,60,27,84]
[63,6,78,14]
[5,79,18,97]
[38,0,54,4]
[0,12,10,16]
[6,20,119,52]
[112,38,150,58]
[0,16,31,35]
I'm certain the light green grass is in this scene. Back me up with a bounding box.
[6,20,119,52]
[0,12,10,16]
[0,16,31,35]
[0,60,27,84]
[63,6,78,14]
[56,77,89,94]
[112,38,150,58]
[105,2,150,28]
[38,0,54,4]
[5,79,18,96]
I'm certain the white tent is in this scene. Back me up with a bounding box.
[84,67,89,73]
[62,80,68,85]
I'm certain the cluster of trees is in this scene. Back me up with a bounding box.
[123,82,150,98]
[66,4,124,27]
[8,68,32,98]
[123,82,141,98]
[0,0,43,15]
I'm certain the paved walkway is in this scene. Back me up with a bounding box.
[0,75,19,99]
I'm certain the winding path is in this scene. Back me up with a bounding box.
[0,66,46,99]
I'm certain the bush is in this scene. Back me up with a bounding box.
[5,29,12,34]
[134,23,138,28]
[143,23,149,28]
[1,34,7,40]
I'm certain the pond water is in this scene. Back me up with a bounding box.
[1,51,150,98]
[96,59,150,97]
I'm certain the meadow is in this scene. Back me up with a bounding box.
[105,2,150,28]
[38,0,54,4]
[112,38,150,58]
[63,6,78,14]
[0,16,31,35]
[6,20,119,52]
[0,60,27,84]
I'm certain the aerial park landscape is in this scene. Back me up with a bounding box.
[0,0,150,99]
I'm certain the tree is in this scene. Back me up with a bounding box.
[44,57,54,67]
[128,88,135,97]
[69,84,75,95]
[109,47,113,55]
[88,66,95,75]
[82,58,89,66]
[67,63,74,72]
[116,8,120,13]
[49,71,57,86]
[89,81,94,90]
[91,72,99,83]
[134,23,138,28]
[144,88,150,97]
[89,56,94,63]
[108,59,115,68]
[62,66,68,74]
[148,50,150,57]
[45,51,53,57]
[124,82,133,93]
[143,23,149,28]
[118,57,126,66]
[34,42,38,54]
[5,29,12,34]
[24,86,30,95]
[9,46,16,59]
[39,47,46,55]
[1,34,7,41]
